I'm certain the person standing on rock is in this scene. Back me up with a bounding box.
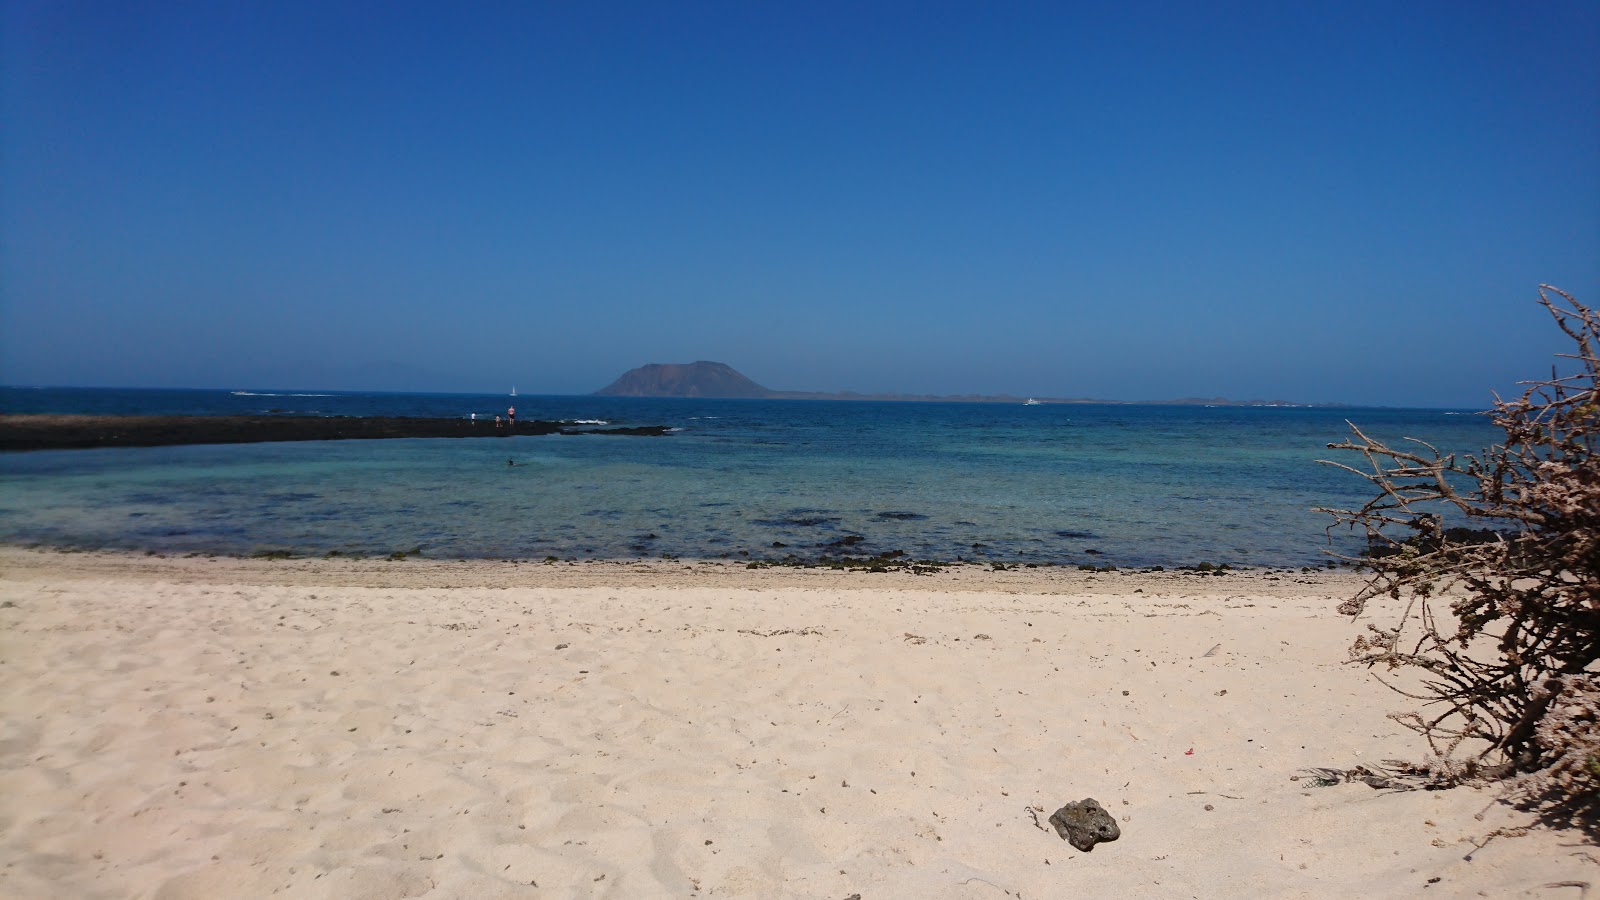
[507,405,516,429]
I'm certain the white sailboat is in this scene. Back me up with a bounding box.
[1024,398,1042,406]
[510,386,518,397]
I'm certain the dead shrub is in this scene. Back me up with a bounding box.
[1319,285,1599,831]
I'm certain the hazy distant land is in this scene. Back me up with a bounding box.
[594,361,1347,407]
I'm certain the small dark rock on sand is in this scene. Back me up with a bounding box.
[1049,798,1121,851]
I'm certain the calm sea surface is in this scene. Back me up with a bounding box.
[0,387,1500,567]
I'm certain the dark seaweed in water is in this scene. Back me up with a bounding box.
[1362,526,1512,559]
[754,515,840,528]
[1055,530,1098,539]
[125,492,179,506]
[876,511,928,520]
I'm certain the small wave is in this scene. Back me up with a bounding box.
[567,419,609,425]
[232,391,335,397]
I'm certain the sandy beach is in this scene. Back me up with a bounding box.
[0,548,1588,898]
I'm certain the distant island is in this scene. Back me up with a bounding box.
[593,361,1343,407]
[596,362,773,399]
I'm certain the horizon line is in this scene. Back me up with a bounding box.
[0,383,1492,412]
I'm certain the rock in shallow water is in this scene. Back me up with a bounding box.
[1049,798,1121,851]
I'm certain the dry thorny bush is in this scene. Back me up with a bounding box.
[1318,285,1599,835]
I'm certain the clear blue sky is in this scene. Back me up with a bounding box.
[3,1,1596,407]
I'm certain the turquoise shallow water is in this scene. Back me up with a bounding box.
[0,388,1500,566]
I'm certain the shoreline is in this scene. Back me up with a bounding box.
[0,545,1340,589]
[0,547,1581,897]
[0,414,670,451]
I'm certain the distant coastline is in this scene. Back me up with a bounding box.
[764,391,1348,408]
[592,360,1351,408]
[761,391,1346,408]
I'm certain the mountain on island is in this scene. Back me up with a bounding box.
[594,361,777,399]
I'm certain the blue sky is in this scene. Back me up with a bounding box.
[2,2,1596,407]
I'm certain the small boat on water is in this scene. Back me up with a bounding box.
[1024,398,1042,406]
[510,386,518,397]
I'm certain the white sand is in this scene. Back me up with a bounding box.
[0,548,1588,898]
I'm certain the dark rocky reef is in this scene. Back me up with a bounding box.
[561,424,671,437]
[0,415,670,452]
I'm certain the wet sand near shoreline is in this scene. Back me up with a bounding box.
[0,548,1585,898]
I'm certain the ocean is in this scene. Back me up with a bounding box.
[0,387,1501,567]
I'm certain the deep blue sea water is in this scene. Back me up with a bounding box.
[0,387,1501,567]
